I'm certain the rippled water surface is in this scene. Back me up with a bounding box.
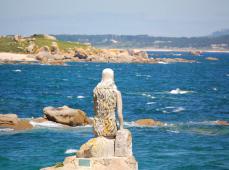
[0,52,229,170]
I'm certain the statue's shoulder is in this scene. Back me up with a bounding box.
[114,89,121,96]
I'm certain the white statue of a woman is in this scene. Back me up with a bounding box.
[93,68,124,138]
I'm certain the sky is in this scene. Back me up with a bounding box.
[1,0,229,37]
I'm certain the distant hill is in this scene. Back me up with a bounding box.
[211,29,229,37]
[55,34,229,50]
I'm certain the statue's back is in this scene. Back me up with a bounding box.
[93,83,117,137]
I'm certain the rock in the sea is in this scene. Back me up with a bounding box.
[77,136,115,158]
[32,117,48,123]
[215,120,229,126]
[0,114,33,130]
[115,129,132,157]
[135,119,165,126]
[0,114,19,125]
[43,106,90,126]
[205,57,219,61]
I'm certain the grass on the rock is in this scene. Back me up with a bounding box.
[54,162,64,168]
[0,35,89,53]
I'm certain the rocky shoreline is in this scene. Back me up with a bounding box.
[0,49,196,65]
[0,35,196,65]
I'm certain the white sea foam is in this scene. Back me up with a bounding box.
[77,95,85,99]
[142,93,155,99]
[159,106,185,113]
[30,120,64,128]
[67,96,73,99]
[162,110,169,113]
[30,120,93,129]
[169,88,192,94]
[227,74,229,77]
[173,107,185,113]
[213,87,218,91]
[167,130,180,133]
[136,74,151,78]
[65,149,78,154]
[124,121,169,128]
[158,61,168,64]
[124,121,138,127]
[12,69,21,72]
[146,102,156,105]
[0,128,14,132]
[165,106,176,109]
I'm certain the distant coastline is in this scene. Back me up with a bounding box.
[118,48,229,53]
[0,34,227,65]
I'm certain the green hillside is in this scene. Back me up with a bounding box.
[0,35,89,53]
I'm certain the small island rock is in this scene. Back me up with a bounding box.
[205,57,219,61]
[0,113,33,131]
[135,118,165,126]
[215,120,229,126]
[43,106,90,126]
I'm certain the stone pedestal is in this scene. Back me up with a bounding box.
[115,129,132,157]
[41,129,138,170]
[41,156,138,170]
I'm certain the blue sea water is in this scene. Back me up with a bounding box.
[0,51,229,170]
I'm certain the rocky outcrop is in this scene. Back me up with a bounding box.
[190,51,202,56]
[205,57,219,61]
[32,117,49,123]
[35,46,65,65]
[77,137,115,158]
[26,42,37,53]
[135,118,165,126]
[36,46,51,61]
[50,42,60,55]
[72,48,195,64]
[0,114,33,131]
[43,106,90,126]
[215,120,229,126]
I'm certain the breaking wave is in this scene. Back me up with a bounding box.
[65,149,78,154]
[146,102,156,105]
[169,88,192,94]
[30,120,64,128]
[77,95,85,99]
[12,69,21,72]
[141,93,156,99]
[158,62,168,64]
[157,106,185,113]
[0,128,14,132]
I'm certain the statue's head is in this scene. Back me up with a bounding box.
[101,68,114,83]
